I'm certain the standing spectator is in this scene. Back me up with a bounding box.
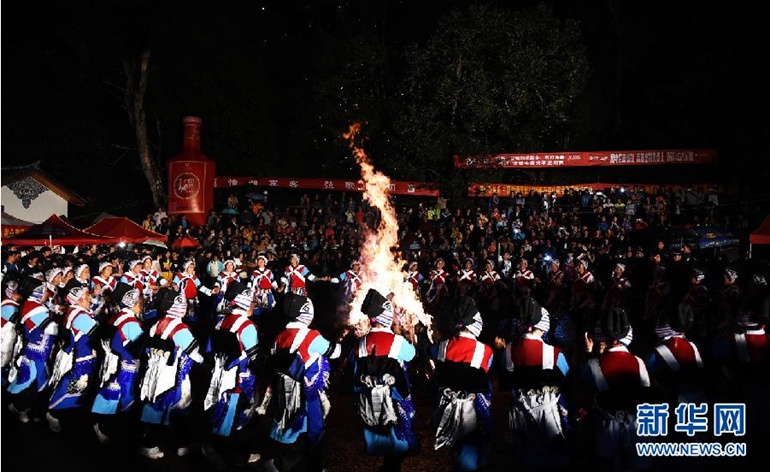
[18,251,42,279]
[153,207,168,229]
[2,250,21,282]
[142,214,153,230]
[227,192,239,210]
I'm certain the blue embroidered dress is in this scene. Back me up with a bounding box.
[49,305,99,410]
[91,308,144,414]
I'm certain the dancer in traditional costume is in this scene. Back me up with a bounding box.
[280,253,328,297]
[251,253,278,318]
[502,296,571,469]
[201,282,260,470]
[47,286,100,432]
[91,282,146,445]
[430,296,494,472]
[264,293,341,471]
[7,277,58,423]
[137,287,204,459]
[352,288,419,472]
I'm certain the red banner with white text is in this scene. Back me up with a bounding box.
[468,182,730,198]
[454,149,717,168]
[214,176,439,197]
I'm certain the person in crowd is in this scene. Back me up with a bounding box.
[455,258,478,298]
[214,259,240,313]
[427,258,450,307]
[681,267,711,346]
[280,253,329,297]
[714,267,742,329]
[92,261,118,298]
[201,281,260,470]
[251,253,279,319]
[44,267,67,316]
[571,258,599,331]
[502,296,570,469]
[404,261,424,296]
[264,292,342,472]
[430,296,494,472]
[90,282,146,445]
[121,257,146,293]
[172,259,220,324]
[2,249,21,283]
[710,274,769,445]
[47,286,100,433]
[513,257,536,297]
[601,261,632,315]
[646,302,706,406]
[580,307,654,472]
[497,250,514,280]
[137,287,205,459]
[7,277,59,423]
[18,251,42,280]
[352,288,419,472]
[140,254,161,302]
[159,250,175,284]
[337,259,364,303]
[1,280,22,387]
[478,259,500,286]
[68,264,92,290]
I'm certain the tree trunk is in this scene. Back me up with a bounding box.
[124,51,166,208]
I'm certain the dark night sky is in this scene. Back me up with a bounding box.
[2,1,769,219]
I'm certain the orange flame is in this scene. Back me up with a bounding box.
[343,123,433,342]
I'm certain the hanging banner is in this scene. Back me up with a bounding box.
[214,176,439,197]
[468,182,729,198]
[454,149,718,168]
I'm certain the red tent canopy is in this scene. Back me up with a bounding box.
[750,215,770,245]
[84,216,169,244]
[1,214,118,246]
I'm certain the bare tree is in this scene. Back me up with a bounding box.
[123,51,166,208]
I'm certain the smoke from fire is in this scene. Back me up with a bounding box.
[342,123,433,342]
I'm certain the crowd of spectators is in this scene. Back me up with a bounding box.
[5,185,767,302]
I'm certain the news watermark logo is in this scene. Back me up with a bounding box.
[636,403,747,457]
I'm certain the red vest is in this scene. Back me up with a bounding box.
[440,334,492,372]
[274,326,321,364]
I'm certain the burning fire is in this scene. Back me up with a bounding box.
[343,123,433,342]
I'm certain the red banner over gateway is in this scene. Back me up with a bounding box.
[214,176,439,197]
[454,149,717,168]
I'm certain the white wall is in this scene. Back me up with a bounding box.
[1,185,69,223]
